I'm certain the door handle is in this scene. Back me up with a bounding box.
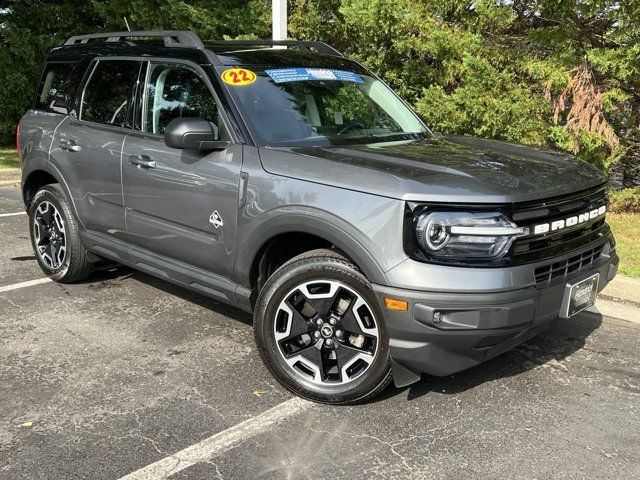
[59,139,80,152]
[129,154,156,169]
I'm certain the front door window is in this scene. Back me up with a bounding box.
[143,62,219,138]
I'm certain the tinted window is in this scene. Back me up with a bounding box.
[35,62,80,113]
[81,60,140,127]
[219,67,426,146]
[143,63,218,136]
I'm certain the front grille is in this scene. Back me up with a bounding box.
[510,185,609,265]
[534,244,605,286]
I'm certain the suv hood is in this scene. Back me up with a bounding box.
[258,135,606,204]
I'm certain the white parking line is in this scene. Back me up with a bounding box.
[0,278,51,294]
[0,211,26,217]
[119,397,312,480]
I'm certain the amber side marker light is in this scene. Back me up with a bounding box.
[384,297,408,311]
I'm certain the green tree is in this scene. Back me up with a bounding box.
[290,0,639,183]
[0,1,103,143]
[511,0,640,184]
[1,0,639,185]
[0,0,270,144]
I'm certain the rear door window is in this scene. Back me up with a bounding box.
[81,60,140,127]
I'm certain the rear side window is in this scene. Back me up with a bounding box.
[81,60,140,127]
[35,62,79,113]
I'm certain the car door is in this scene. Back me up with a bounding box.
[121,60,242,278]
[52,58,141,241]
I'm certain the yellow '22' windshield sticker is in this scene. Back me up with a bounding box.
[221,68,256,86]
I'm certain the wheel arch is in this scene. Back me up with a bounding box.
[22,169,59,207]
[22,163,83,228]
[237,213,390,295]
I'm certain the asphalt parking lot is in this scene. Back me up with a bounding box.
[1,183,639,480]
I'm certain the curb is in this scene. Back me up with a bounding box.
[601,275,640,304]
[594,298,640,325]
[598,293,640,310]
[0,180,19,186]
[595,274,640,324]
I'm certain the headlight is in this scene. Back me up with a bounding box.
[415,211,528,260]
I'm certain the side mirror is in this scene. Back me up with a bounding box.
[164,117,229,151]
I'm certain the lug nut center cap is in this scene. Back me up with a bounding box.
[320,325,334,338]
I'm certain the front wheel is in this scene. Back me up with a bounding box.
[254,249,392,404]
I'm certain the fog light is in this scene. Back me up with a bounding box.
[433,311,443,324]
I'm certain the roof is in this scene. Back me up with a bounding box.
[47,42,210,64]
[209,48,363,70]
[51,31,351,69]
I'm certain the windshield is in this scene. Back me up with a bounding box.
[218,66,428,146]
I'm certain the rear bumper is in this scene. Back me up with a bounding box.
[373,240,618,380]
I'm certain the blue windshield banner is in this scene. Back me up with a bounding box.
[264,68,364,84]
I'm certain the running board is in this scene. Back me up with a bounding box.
[79,230,253,312]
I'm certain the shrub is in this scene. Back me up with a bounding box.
[609,187,640,214]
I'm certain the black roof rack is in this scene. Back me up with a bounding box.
[63,31,344,62]
[206,40,344,57]
[64,30,205,49]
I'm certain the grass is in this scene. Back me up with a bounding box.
[0,148,20,169]
[608,213,640,278]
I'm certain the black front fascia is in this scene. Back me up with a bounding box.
[403,184,611,268]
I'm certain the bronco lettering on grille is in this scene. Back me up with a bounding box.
[533,205,606,235]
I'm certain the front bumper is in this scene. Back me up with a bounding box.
[373,239,618,383]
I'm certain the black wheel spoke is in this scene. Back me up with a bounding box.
[50,243,58,268]
[278,303,315,346]
[41,206,54,228]
[339,296,378,338]
[340,307,366,336]
[302,295,335,319]
[334,342,368,379]
[297,341,328,381]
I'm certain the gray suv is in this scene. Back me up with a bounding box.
[18,30,618,404]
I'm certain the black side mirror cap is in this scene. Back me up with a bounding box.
[198,140,231,151]
[164,117,225,150]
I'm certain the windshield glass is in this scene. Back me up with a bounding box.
[219,67,428,146]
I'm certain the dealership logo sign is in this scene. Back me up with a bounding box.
[533,205,606,235]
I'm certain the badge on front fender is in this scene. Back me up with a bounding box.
[209,210,223,229]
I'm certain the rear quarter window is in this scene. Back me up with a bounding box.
[35,62,86,114]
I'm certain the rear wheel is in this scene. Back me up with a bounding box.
[28,184,93,283]
[254,249,392,404]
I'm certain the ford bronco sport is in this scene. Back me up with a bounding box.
[18,31,618,404]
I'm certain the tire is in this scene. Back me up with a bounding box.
[254,249,392,404]
[28,184,93,283]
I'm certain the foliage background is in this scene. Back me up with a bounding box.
[1,0,638,185]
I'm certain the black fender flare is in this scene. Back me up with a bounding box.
[22,160,84,229]
[234,211,390,288]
